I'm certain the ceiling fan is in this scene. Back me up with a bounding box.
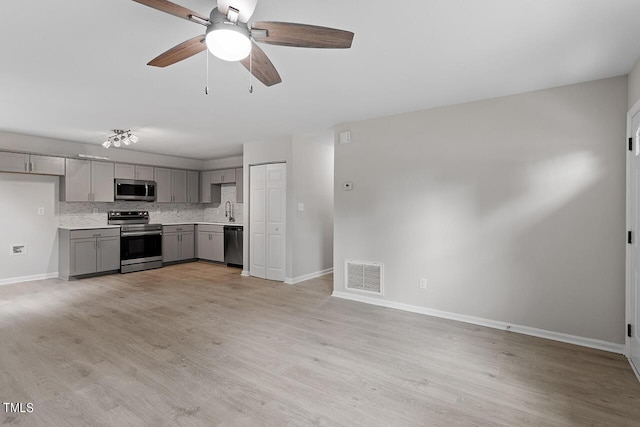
[132,0,355,87]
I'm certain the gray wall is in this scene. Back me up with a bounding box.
[291,132,334,278]
[0,130,204,170]
[242,134,334,280]
[629,58,640,110]
[334,76,627,344]
[243,138,294,276]
[0,173,59,282]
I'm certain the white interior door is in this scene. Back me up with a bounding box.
[630,111,640,375]
[266,163,286,281]
[250,165,267,279]
[249,163,286,281]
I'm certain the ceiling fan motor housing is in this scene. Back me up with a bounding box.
[205,8,252,61]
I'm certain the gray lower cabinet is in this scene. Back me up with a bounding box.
[196,225,224,262]
[59,228,120,280]
[0,151,65,175]
[162,225,195,263]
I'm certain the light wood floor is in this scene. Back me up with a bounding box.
[1,262,639,426]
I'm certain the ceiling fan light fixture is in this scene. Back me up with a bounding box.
[128,133,139,144]
[102,140,112,149]
[206,22,251,62]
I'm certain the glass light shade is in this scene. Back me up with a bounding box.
[129,134,139,144]
[122,136,131,146]
[102,140,111,149]
[206,26,251,62]
[113,138,121,148]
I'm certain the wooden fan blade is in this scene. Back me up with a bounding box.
[240,42,282,87]
[132,0,208,24]
[251,22,354,48]
[148,35,206,67]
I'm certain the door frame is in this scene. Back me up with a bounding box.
[626,98,640,381]
[248,161,287,281]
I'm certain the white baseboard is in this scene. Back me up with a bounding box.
[285,268,333,285]
[331,291,626,355]
[0,272,59,286]
[241,270,250,277]
[630,358,640,383]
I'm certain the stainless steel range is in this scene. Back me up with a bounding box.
[108,211,162,273]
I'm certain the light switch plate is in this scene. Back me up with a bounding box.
[298,202,304,212]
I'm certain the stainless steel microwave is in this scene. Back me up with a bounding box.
[114,179,156,202]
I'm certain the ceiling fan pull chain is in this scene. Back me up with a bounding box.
[249,49,253,94]
[205,50,210,95]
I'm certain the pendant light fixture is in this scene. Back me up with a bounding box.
[102,129,139,149]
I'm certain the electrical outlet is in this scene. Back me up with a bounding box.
[92,208,98,214]
[173,208,178,214]
[37,207,44,215]
[419,277,427,289]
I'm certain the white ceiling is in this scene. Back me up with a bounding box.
[1,0,640,160]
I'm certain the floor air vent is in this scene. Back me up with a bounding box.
[345,260,383,295]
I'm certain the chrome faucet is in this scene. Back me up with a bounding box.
[225,201,235,222]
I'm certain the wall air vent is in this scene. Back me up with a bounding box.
[345,260,383,295]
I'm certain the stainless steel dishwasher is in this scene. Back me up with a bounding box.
[223,226,243,267]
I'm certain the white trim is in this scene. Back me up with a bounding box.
[284,268,333,285]
[630,358,640,383]
[241,270,250,277]
[332,291,626,355]
[626,101,640,362]
[0,272,59,286]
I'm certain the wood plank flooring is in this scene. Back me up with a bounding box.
[0,262,639,426]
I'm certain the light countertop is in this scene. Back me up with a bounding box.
[59,222,243,230]
[59,225,122,230]
[162,222,244,227]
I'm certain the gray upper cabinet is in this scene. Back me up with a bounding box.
[155,167,172,202]
[0,151,64,175]
[30,155,65,175]
[91,161,115,202]
[173,169,187,203]
[235,167,243,203]
[62,159,114,202]
[115,163,135,179]
[62,159,91,201]
[187,170,199,203]
[0,151,28,173]
[155,167,188,203]
[211,168,236,184]
[200,171,211,203]
[115,164,156,181]
[136,165,155,181]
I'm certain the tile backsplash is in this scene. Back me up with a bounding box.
[58,184,243,227]
[204,184,243,224]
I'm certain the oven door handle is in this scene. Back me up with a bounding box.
[121,231,163,237]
